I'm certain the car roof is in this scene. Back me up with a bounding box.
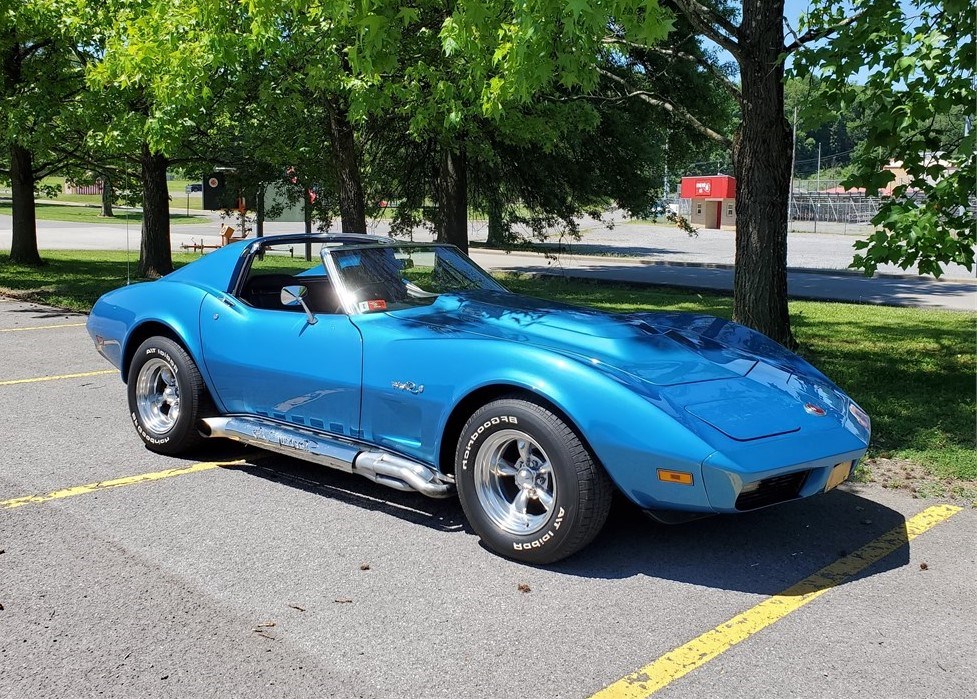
[243,233,396,253]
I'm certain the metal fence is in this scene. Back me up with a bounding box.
[788,192,882,224]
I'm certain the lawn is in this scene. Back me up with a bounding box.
[28,176,206,211]
[0,202,209,225]
[502,275,976,488]
[1,251,973,492]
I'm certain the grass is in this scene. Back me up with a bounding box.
[0,202,209,226]
[1,252,973,488]
[501,275,976,486]
[0,250,208,311]
[22,175,206,211]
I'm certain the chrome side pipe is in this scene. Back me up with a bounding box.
[201,416,454,498]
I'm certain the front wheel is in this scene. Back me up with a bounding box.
[455,396,613,564]
[127,337,209,455]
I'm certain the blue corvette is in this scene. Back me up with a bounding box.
[87,233,871,563]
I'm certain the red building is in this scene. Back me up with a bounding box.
[680,175,736,230]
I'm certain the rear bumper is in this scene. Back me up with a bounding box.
[86,310,124,370]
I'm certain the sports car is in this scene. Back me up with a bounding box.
[87,233,871,563]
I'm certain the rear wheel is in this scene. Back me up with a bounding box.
[455,396,613,564]
[127,337,208,455]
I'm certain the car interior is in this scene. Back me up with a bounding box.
[239,273,344,314]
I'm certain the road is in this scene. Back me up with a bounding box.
[1,212,975,311]
[1,299,974,698]
[469,249,977,312]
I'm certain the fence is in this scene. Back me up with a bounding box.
[65,182,104,196]
[788,192,882,224]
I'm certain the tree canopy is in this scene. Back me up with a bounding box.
[794,0,975,277]
[2,0,971,344]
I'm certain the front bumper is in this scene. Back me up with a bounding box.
[700,427,868,512]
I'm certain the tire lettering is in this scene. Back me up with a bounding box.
[460,416,518,470]
[131,411,170,445]
[512,508,565,550]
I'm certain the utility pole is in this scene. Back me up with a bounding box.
[663,133,669,213]
[814,142,821,235]
[788,106,797,233]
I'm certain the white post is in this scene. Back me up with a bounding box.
[789,105,798,232]
[814,142,821,235]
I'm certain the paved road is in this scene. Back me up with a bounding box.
[469,250,977,312]
[1,299,975,698]
[1,213,975,311]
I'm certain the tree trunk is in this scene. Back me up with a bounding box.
[486,194,508,247]
[138,143,172,278]
[325,97,366,233]
[435,146,469,253]
[732,0,796,349]
[8,143,41,265]
[304,194,313,261]
[255,184,264,237]
[100,175,114,217]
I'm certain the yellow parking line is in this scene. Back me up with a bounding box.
[590,504,962,699]
[0,370,115,386]
[1,460,247,510]
[0,322,87,333]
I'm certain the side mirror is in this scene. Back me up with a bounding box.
[280,285,317,325]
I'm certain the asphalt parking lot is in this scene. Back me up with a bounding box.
[1,298,974,698]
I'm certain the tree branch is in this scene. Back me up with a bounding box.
[32,152,75,180]
[605,38,742,103]
[18,39,54,63]
[597,69,732,147]
[784,10,868,53]
[672,0,741,59]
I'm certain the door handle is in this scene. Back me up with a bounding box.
[220,296,236,308]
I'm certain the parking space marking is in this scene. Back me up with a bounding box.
[0,370,115,386]
[0,322,87,333]
[1,459,247,510]
[590,504,962,699]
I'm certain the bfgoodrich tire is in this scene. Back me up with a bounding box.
[127,336,209,455]
[455,396,613,564]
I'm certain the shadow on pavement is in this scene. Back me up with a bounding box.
[188,444,911,596]
[552,487,908,593]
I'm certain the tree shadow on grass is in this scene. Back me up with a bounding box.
[792,312,976,460]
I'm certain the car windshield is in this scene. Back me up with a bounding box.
[323,244,508,314]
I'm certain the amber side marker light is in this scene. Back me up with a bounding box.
[657,469,694,485]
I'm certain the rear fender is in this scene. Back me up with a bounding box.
[108,282,225,411]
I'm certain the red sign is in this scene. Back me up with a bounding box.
[680,175,736,199]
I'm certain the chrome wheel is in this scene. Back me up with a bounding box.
[135,358,181,434]
[473,429,556,536]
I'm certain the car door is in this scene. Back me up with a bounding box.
[199,291,363,439]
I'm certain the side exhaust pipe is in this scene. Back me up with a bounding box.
[201,416,454,498]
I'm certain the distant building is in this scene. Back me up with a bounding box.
[680,175,736,230]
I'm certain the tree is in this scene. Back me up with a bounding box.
[446,1,888,348]
[89,2,371,240]
[784,77,867,175]
[793,0,975,277]
[0,0,82,264]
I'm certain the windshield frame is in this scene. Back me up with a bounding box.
[320,242,509,316]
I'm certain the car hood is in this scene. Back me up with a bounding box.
[406,291,759,386]
[400,291,862,443]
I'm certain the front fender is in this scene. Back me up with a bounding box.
[354,314,717,512]
[446,344,718,511]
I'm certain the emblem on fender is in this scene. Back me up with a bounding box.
[804,403,826,416]
[392,381,424,395]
